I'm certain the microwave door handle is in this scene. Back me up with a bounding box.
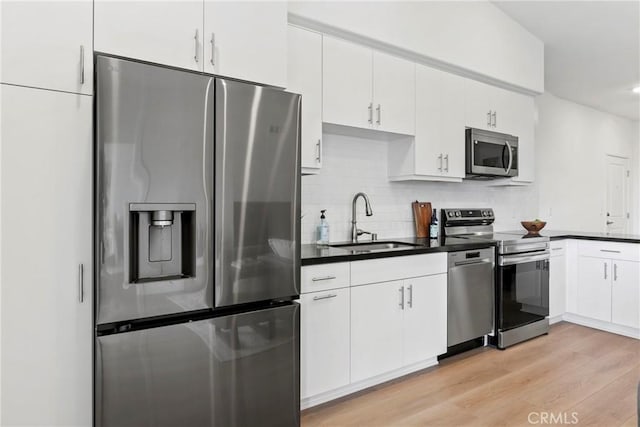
[505,141,513,174]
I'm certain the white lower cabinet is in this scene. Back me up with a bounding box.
[402,275,447,365]
[300,288,350,399]
[611,260,640,329]
[575,242,640,331]
[577,257,612,322]
[351,280,405,382]
[351,274,447,382]
[300,254,447,407]
[1,85,92,426]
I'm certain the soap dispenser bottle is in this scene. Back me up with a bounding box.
[317,210,330,245]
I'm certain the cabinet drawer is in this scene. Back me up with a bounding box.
[550,241,566,257]
[351,253,447,286]
[301,262,350,293]
[578,241,640,262]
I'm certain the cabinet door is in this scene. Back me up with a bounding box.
[549,255,567,319]
[414,64,443,176]
[464,78,494,130]
[204,1,286,87]
[1,0,93,94]
[403,275,447,365]
[577,257,612,322]
[300,288,350,399]
[611,261,640,329]
[287,26,322,172]
[503,92,535,183]
[372,51,415,135]
[1,85,92,426]
[323,36,373,130]
[94,1,203,72]
[351,281,404,382]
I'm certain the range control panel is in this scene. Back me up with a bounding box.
[441,208,495,225]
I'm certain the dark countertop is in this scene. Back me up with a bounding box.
[301,236,496,266]
[499,230,640,244]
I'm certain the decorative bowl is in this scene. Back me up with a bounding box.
[521,220,546,234]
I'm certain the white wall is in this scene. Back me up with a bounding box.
[302,133,538,243]
[536,92,638,233]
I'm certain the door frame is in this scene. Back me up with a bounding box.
[604,154,630,234]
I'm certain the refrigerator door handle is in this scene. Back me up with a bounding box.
[78,263,84,303]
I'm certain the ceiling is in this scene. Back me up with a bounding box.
[492,1,640,121]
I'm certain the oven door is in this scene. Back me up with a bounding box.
[497,251,549,331]
[466,129,518,177]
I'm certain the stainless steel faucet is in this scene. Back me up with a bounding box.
[351,192,374,243]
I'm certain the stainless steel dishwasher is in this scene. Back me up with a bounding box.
[447,248,495,347]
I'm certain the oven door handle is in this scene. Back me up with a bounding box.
[499,251,550,266]
[505,140,513,174]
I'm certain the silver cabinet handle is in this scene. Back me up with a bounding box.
[600,249,620,253]
[438,154,443,172]
[444,154,449,172]
[604,262,608,280]
[487,111,492,127]
[316,139,322,164]
[79,45,85,84]
[194,29,199,63]
[311,275,336,282]
[492,111,497,127]
[368,103,373,124]
[376,104,381,125]
[552,247,563,251]
[312,293,337,301]
[606,221,614,225]
[613,263,618,281]
[399,286,404,309]
[210,33,215,66]
[407,284,413,308]
[78,264,84,303]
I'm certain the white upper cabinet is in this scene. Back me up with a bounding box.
[204,1,287,87]
[287,26,323,173]
[1,0,93,94]
[1,85,93,426]
[323,36,415,135]
[94,1,203,72]
[323,36,373,130]
[372,51,415,135]
[465,78,536,185]
[388,64,465,182]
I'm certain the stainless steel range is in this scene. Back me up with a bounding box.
[442,208,550,349]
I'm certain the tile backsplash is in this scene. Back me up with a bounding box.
[302,132,539,243]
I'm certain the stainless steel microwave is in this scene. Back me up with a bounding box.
[465,128,518,178]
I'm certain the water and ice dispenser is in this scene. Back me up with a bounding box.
[129,203,196,283]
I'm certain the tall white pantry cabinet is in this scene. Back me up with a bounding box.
[1,1,93,425]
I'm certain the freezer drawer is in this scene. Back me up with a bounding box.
[95,304,300,427]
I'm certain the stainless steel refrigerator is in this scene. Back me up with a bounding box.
[94,55,301,427]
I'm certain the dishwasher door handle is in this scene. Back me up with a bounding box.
[454,258,492,267]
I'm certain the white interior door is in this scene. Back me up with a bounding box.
[605,155,629,234]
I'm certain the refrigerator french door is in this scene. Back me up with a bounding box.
[95,55,301,427]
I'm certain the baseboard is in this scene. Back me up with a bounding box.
[548,315,564,325]
[301,357,439,410]
[562,313,640,339]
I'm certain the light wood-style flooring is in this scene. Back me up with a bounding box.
[302,322,640,426]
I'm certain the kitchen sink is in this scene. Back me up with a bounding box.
[329,241,423,252]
